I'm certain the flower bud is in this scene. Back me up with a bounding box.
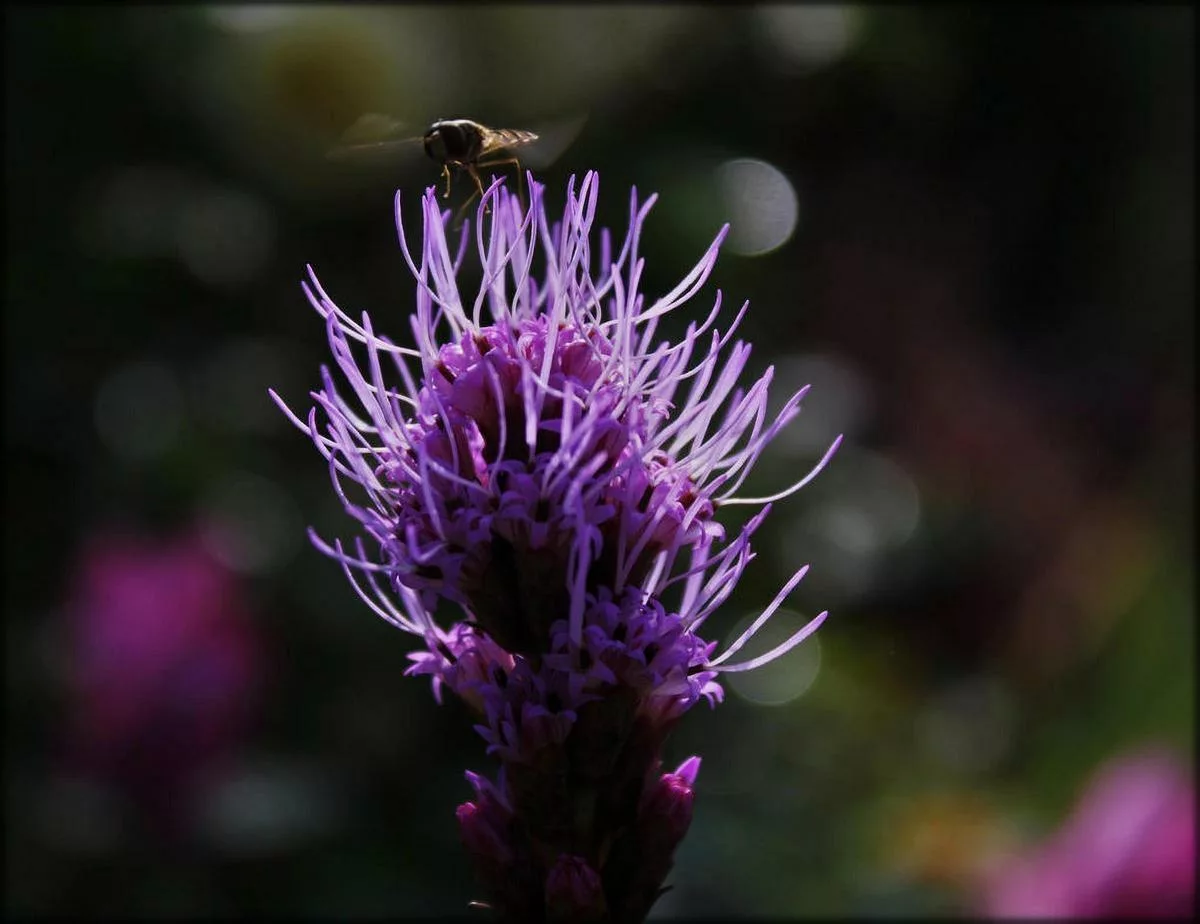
[604,758,701,920]
[640,758,699,855]
[545,854,607,922]
[456,799,511,868]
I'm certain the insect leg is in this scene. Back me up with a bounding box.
[468,163,490,214]
[476,156,525,210]
[452,165,487,230]
[452,185,482,231]
[441,164,453,199]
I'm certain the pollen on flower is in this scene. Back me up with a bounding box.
[273,170,839,919]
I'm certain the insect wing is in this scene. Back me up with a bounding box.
[340,112,409,144]
[327,113,423,162]
[510,113,588,170]
[477,127,541,159]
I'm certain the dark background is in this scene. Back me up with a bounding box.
[4,4,1193,917]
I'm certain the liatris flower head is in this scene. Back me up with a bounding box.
[274,170,839,919]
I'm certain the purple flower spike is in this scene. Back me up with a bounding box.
[276,171,838,920]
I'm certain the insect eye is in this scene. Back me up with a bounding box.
[424,129,448,162]
[440,123,467,154]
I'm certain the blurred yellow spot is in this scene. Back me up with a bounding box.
[876,790,1018,889]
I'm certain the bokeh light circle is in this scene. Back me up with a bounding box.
[198,473,303,575]
[724,608,823,707]
[715,159,800,257]
[93,360,185,463]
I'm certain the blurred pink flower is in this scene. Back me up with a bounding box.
[982,748,1196,918]
[60,528,263,836]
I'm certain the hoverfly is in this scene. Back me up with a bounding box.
[329,115,542,225]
